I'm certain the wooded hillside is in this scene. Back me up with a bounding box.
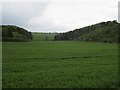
[1,25,33,41]
[54,20,119,43]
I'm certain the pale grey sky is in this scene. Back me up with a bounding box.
[118,1,120,23]
[0,0,119,32]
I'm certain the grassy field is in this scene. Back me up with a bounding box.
[0,42,2,89]
[32,33,56,41]
[2,41,118,88]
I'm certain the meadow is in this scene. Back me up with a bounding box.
[32,33,56,41]
[2,40,118,88]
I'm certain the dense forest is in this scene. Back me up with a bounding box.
[54,20,119,43]
[1,25,33,41]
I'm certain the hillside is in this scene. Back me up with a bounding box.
[1,25,33,41]
[54,20,119,43]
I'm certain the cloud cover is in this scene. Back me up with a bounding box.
[1,0,119,32]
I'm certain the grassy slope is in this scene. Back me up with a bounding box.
[32,33,56,41]
[3,41,118,88]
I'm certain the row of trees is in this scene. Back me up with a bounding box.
[1,25,33,41]
[54,20,119,43]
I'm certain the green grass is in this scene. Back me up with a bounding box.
[2,41,118,88]
[0,42,2,89]
[32,33,56,41]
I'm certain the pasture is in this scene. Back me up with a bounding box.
[2,41,118,88]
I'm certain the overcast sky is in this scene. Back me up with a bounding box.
[0,0,119,32]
